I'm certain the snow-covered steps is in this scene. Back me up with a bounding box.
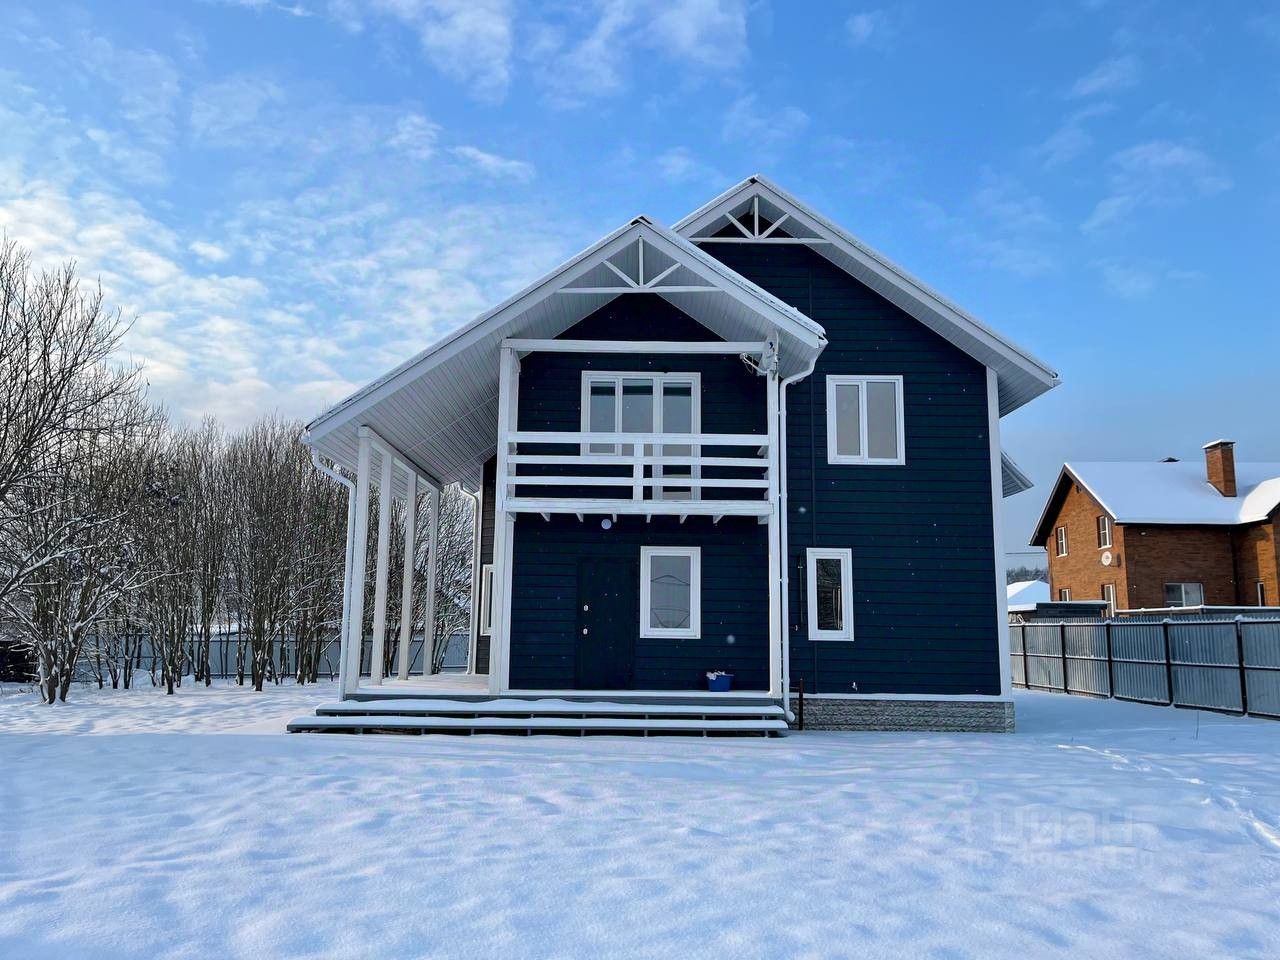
[288,697,788,737]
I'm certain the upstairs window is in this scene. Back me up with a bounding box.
[1164,582,1204,608]
[1055,526,1069,557]
[826,375,905,465]
[582,372,699,499]
[806,548,854,640]
[1097,516,1112,549]
[1058,588,1071,601]
[640,547,700,639]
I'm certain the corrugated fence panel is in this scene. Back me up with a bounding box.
[1108,622,1169,704]
[1169,621,1241,712]
[1243,621,1280,718]
[1009,625,1026,687]
[1063,622,1110,696]
[1023,624,1063,690]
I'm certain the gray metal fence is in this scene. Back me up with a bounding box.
[1009,618,1280,719]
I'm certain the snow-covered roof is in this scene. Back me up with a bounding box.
[674,175,1060,416]
[1031,460,1280,543]
[1007,579,1050,611]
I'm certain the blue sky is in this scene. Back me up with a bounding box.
[2,1,1278,551]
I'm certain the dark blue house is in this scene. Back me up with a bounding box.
[297,177,1058,735]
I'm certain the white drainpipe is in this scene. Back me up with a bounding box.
[778,353,820,720]
[309,445,357,697]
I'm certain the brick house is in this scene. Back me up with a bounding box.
[1030,441,1280,612]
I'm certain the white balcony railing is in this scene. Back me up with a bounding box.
[501,430,772,516]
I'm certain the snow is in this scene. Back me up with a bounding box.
[1006,578,1049,610]
[2,682,1279,959]
[1065,460,1280,525]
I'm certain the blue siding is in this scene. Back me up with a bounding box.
[702,242,1001,696]
[506,295,771,691]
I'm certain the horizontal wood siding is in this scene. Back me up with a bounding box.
[509,514,769,690]
[703,242,1000,695]
[507,296,769,691]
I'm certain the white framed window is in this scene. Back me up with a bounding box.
[825,375,905,465]
[1102,583,1116,617]
[1058,588,1071,601]
[1055,526,1069,557]
[478,564,494,635]
[1164,582,1204,608]
[1258,581,1268,607]
[806,548,854,641]
[640,546,700,639]
[581,372,700,499]
[1097,515,1112,549]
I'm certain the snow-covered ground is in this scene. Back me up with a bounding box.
[1,682,1277,960]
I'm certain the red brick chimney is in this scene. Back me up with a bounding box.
[1204,439,1236,497]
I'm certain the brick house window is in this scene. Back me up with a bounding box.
[1258,581,1268,606]
[1164,582,1204,608]
[1097,516,1112,549]
[1102,583,1116,616]
[1058,588,1071,601]
[1055,526,1068,557]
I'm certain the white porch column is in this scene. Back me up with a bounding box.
[765,360,782,699]
[988,367,1013,698]
[368,449,394,684]
[343,429,374,697]
[395,470,417,681]
[489,344,518,694]
[420,484,441,677]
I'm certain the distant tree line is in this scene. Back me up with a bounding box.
[1006,564,1047,585]
[0,241,473,703]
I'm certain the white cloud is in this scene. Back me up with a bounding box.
[531,0,749,107]
[1095,259,1205,300]
[80,35,182,144]
[655,146,723,186]
[84,128,168,186]
[189,75,287,143]
[1083,140,1230,232]
[846,10,891,47]
[190,240,231,263]
[1035,102,1115,168]
[448,145,534,181]
[917,175,1059,279]
[1069,53,1140,98]
[387,113,441,160]
[721,94,809,150]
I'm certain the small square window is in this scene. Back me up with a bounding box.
[640,547,700,638]
[1055,526,1069,557]
[1097,516,1112,549]
[1058,588,1071,601]
[806,548,854,640]
[826,376,905,465]
[1163,582,1204,607]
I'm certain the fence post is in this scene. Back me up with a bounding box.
[1104,619,1115,698]
[1162,619,1175,706]
[1059,621,1069,694]
[1021,626,1029,688]
[1235,617,1249,716]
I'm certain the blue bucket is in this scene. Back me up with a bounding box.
[707,673,734,692]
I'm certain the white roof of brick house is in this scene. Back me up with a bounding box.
[1039,460,1280,534]
[1007,579,1050,610]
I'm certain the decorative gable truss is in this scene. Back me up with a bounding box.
[682,193,829,245]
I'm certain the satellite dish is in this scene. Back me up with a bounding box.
[1101,551,1113,567]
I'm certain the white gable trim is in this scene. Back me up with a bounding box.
[675,176,1060,416]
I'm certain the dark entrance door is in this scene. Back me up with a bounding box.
[575,558,636,689]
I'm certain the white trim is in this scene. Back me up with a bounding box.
[1055,525,1068,557]
[792,692,1015,703]
[1257,581,1267,606]
[1058,588,1072,601]
[343,431,373,697]
[765,362,781,697]
[640,546,701,639]
[805,548,854,641]
[673,176,1058,415]
[420,483,440,677]
[396,471,417,681]
[1097,514,1112,549]
[491,345,518,695]
[988,368,1012,698]
[478,563,495,636]
[368,447,395,685]
[1163,582,1205,607]
[825,375,906,466]
[1102,582,1117,617]
[507,338,768,355]
[460,484,482,675]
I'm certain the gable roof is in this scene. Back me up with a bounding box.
[1007,579,1050,611]
[674,175,1060,416]
[1030,460,1280,544]
[304,216,827,489]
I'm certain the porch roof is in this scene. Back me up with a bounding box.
[304,217,827,489]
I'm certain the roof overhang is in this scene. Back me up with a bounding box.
[304,217,827,488]
[1001,452,1034,499]
[675,176,1061,416]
